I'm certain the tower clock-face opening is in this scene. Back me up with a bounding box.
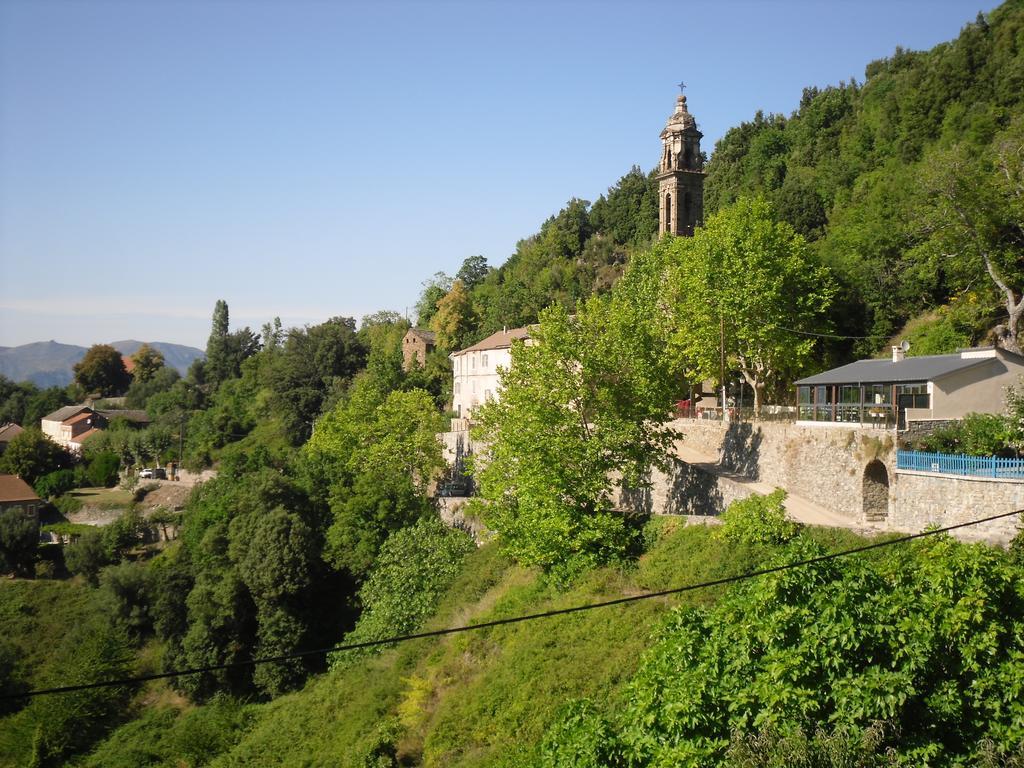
[657,89,705,237]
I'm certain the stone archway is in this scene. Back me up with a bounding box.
[862,460,890,522]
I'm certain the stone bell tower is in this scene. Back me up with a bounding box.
[657,87,705,236]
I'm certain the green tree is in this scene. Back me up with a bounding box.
[415,271,453,327]
[33,469,77,500]
[204,299,232,390]
[666,197,834,410]
[0,427,71,485]
[429,279,477,351]
[269,317,366,444]
[129,344,165,383]
[917,117,1024,353]
[73,344,130,397]
[124,364,180,409]
[86,451,121,487]
[64,528,112,585]
[231,506,318,695]
[455,255,491,290]
[98,560,156,643]
[0,507,39,576]
[329,516,474,668]
[471,266,681,575]
[307,385,446,576]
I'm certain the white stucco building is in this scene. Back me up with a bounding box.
[450,326,530,423]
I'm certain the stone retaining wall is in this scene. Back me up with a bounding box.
[619,455,756,517]
[893,472,1023,542]
[673,419,895,523]
[671,418,1022,542]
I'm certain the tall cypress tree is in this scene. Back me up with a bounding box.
[205,299,231,390]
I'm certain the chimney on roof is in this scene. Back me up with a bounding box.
[892,345,905,363]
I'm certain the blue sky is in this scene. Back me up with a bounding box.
[0,0,998,349]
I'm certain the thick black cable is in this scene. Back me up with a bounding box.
[5,507,1020,701]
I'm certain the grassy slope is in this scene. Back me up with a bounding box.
[75,520,876,767]
[0,579,101,767]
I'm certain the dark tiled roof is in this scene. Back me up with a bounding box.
[41,405,91,423]
[0,424,23,443]
[453,327,531,355]
[406,328,436,343]
[795,349,1015,386]
[0,474,39,503]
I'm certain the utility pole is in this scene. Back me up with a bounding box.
[178,412,185,480]
[720,312,729,423]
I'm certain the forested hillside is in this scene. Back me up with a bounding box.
[415,1,1024,365]
[704,2,1024,358]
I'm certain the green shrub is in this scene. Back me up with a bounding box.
[715,489,800,546]
[86,451,120,488]
[329,516,474,669]
[98,560,155,643]
[33,470,77,500]
[64,528,110,585]
[53,494,83,516]
[915,412,1015,457]
[572,534,1024,765]
[25,615,133,766]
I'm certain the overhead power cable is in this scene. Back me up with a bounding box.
[4,508,1020,701]
[775,325,894,340]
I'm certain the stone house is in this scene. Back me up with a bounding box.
[0,474,41,519]
[795,346,1024,430]
[402,328,436,371]
[450,327,531,424]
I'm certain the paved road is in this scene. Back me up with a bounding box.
[674,445,868,530]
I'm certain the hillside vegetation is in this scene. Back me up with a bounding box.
[2,4,1024,767]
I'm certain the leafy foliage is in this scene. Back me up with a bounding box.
[542,533,1024,766]
[128,343,165,383]
[0,508,39,576]
[33,468,77,500]
[0,427,72,485]
[25,614,133,767]
[716,489,801,546]
[73,344,131,397]
[329,516,474,668]
[665,197,834,407]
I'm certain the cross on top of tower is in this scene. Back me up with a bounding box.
[677,80,686,94]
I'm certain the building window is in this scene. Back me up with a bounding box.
[472,381,477,393]
[896,383,930,409]
[665,192,672,231]
[482,354,488,368]
[454,383,460,394]
[485,389,492,401]
[471,356,475,370]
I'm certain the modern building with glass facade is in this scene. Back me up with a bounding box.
[794,346,1024,429]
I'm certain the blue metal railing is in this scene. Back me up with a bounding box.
[896,449,1024,479]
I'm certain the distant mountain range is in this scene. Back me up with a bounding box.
[0,340,205,388]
